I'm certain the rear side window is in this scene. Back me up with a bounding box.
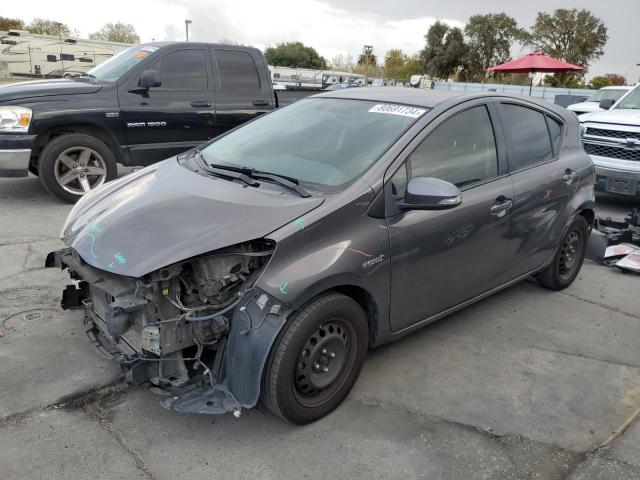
[501,104,553,170]
[151,49,207,90]
[405,105,498,188]
[546,116,563,156]
[215,50,261,90]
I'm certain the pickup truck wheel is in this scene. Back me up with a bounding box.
[38,133,117,203]
[261,293,368,424]
[537,216,588,290]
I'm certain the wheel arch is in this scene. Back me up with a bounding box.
[32,123,122,168]
[290,282,381,347]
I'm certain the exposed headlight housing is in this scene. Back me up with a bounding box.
[0,106,32,133]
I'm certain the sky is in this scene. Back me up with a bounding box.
[4,0,639,81]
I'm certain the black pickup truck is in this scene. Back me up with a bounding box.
[0,42,285,202]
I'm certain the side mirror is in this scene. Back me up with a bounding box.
[138,70,161,89]
[599,99,615,110]
[398,177,462,210]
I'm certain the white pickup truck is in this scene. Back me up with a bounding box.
[579,84,640,198]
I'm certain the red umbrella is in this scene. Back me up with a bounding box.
[487,52,584,94]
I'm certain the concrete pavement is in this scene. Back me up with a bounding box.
[1,175,638,479]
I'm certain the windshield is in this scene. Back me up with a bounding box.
[614,87,640,110]
[587,88,628,102]
[86,45,159,83]
[200,98,425,187]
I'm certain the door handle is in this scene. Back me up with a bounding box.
[490,196,513,216]
[562,168,579,184]
[253,99,269,106]
[191,101,212,108]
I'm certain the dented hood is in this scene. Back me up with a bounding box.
[61,158,324,277]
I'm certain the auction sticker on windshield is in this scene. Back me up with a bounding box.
[369,104,426,118]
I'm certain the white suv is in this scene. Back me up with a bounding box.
[580,84,640,198]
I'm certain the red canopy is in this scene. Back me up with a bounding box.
[487,52,584,74]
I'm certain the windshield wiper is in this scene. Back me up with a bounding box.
[249,171,312,198]
[194,151,259,187]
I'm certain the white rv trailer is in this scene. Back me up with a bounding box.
[268,65,365,89]
[0,30,130,79]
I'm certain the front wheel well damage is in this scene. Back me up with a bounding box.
[578,208,595,228]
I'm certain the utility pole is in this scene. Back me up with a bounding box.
[28,45,33,75]
[58,23,64,75]
[364,45,373,86]
[185,20,192,42]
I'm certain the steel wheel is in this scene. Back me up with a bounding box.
[53,146,108,195]
[293,318,355,407]
[558,229,582,280]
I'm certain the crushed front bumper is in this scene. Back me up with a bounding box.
[46,247,290,417]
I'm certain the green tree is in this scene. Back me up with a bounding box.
[400,56,423,81]
[383,49,407,79]
[0,16,25,31]
[420,21,467,80]
[27,18,71,36]
[524,8,608,87]
[264,42,327,69]
[587,74,626,89]
[463,13,523,81]
[89,22,140,44]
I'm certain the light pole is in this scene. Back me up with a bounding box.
[364,45,373,86]
[185,20,192,42]
[56,22,64,76]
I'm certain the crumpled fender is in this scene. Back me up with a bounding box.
[162,289,289,414]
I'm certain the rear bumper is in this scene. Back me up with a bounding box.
[0,134,37,177]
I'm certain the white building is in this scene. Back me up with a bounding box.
[0,30,130,79]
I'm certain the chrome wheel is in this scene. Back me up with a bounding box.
[53,146,107,195]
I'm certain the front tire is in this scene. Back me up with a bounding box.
[261,292,368,424]
[38,133,117,203]
[537,216,589,290]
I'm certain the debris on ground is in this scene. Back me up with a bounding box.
[0,330,4,338]
[593,207,640,272]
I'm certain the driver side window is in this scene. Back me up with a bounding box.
[391,105,498,196]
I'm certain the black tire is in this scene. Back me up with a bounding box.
[261,292,368,424]
[38,133,117,203]
[537,216,589,290]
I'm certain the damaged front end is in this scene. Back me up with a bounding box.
[46,239,288,416]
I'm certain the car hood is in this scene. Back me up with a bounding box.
[61,158,324,277]
[567,101,600,113]
[579,109,640,126]
[0,78,102,103]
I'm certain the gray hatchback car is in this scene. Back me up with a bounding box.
[47,88,595,424]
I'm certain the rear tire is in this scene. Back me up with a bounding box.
[537,216,589,290]
[261,292,368,424]
[38,133,117,203]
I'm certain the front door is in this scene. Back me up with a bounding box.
[118,48,215,165]
[387,104,515,332]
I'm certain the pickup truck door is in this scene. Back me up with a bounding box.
[210,47,274,136]
[118,47,215,165]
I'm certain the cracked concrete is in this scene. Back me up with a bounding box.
[0,176,639,479]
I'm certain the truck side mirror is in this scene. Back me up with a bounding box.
[397,177,462,210]
[138,70,161,89]
[599,99,615,110]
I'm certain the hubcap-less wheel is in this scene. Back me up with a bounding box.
[294,319,352,406]
[558,229,582,279]
[53,146,107,195]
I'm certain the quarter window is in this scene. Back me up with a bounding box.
[501,104,554,170]
[401,105,498,189]
[546,116,563,157]
[151,49,207,91]
[215,50,261,90]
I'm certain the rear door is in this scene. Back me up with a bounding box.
[387,101,515,331]
[210,47,274,137]
[118,47,215,165]
[496,102,573,278]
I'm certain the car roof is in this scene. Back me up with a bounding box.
[313,87,464,108]
[599,86,633,90]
